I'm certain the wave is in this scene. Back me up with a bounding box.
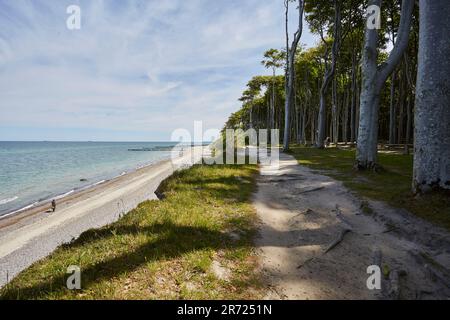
[91,179,106,187]
[0,153,174,220]
[0,202,38,220]
[0,178,110,220]
[54,190,75,200]
[0,196,18,206]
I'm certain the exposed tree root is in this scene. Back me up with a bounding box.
[261,178,304,183]
[324,228,351,253]
[324,205,354,254]
[353,161,384,173]
[297,257,315,269]
[289,209,314,222]
[296,186,325,194]
[334,205,353,230]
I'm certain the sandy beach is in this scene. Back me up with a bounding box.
[0,147,203,288]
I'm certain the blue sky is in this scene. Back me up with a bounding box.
[0,0,317,141]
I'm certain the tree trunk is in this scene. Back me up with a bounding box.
[332,77,339,144]
[316,1,340,149]
[271,69,276,130]
[413,0,450,193]
[302,107,307,144]
[406,94,412,144]
[343,87,349,144]
[356,0,414,169]
[350,50,357,144]
[404,55,414,144]
[283,0,304,151]
[389,71,397,144]
[356,76,360,140]
[397,72,405,144]
[311,109,316,145]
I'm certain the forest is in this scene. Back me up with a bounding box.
[223,0,449,195]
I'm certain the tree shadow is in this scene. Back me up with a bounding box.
[0,216,336,299]
[0,221,238,299]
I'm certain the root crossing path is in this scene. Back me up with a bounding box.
[253,153,450,300]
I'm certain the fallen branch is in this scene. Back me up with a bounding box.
[289,209,314,222]
[410,250,450,288]
[297,257,315,269]
[324,205,355,253]
[296,186,325,194]
[262,178,304,183]
[263,174,305,183]
[279,174,304,178]
[334,205,353,231]
[324,228,351,253]
[382,226,399,234]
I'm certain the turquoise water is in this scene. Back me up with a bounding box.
[0,141,177,217]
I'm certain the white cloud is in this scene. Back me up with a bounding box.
[0,0,316,140]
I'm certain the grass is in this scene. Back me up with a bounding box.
[0,163,262,300]
[288,145,450,230]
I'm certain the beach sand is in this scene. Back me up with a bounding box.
[0,147,203,288]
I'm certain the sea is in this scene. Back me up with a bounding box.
[0,141,180,218]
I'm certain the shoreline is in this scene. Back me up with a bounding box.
[0,150,183,225]
[0,152,177,221]
[0,146,204,287]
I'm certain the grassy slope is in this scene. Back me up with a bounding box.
[288,146,450,230]
[1,164,262,300]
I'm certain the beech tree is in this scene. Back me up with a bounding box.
[310,0,341,149]
[413,0,450,193]
[283,0,305,151]
[224,0,441,190]
[355,0,414,170]
[262,49,284,131]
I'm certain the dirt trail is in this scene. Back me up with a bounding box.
[253,153,450,300]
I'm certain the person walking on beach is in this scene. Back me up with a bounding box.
[51,199,56,212]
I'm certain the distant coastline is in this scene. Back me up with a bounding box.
[0,153,164,222]
[0,141,202,218]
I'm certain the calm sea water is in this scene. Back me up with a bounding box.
[0,141,178,217]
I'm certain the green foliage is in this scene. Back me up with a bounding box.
[0,164,262,300]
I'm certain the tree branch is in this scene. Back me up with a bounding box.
[376,0,414,90]
[320,0,341,93]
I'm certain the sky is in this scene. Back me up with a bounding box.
[0,0,317,141]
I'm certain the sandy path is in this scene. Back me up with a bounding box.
[254,153,450,300]
[0,147,203,288]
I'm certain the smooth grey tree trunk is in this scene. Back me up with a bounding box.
[397,73,406,144]
[350,50,357,144]
[405,95,412,144]
[404,54,414,144]
[389,71,397,144]
[413,0,450,192]
[388,10,397,145]
[356,0,414,169]
[283,0,304,151]
[302,107,307,144]
[343,87,349,144]
[316,1,340,149]
[271,69,276,130]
